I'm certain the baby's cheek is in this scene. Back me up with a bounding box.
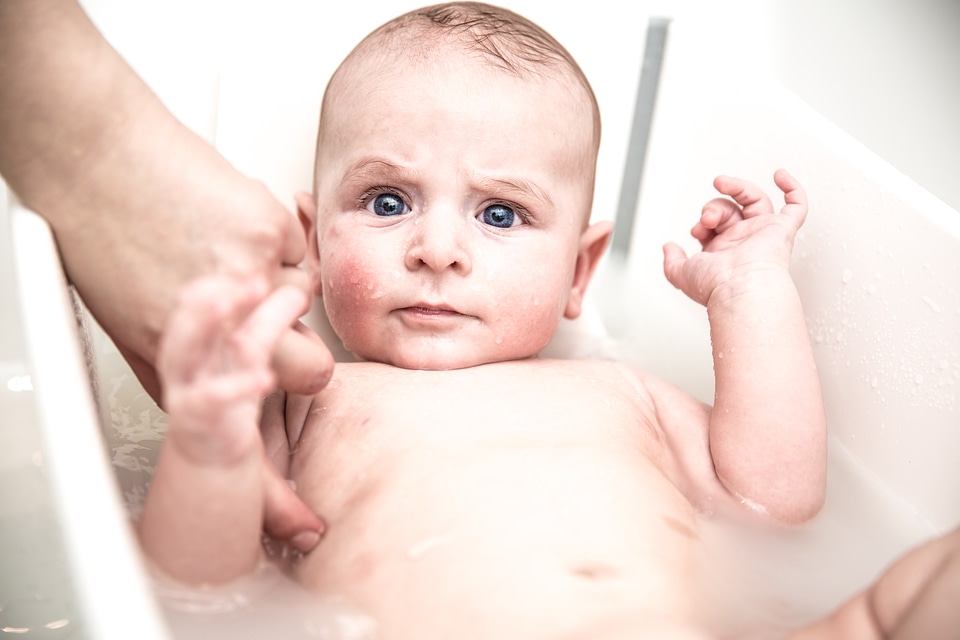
[320,252,380,342]
[496,283,565,356]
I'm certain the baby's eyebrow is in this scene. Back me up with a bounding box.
[474,175,553,209]
[342,157,418,185]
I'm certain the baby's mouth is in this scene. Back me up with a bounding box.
[405,305,458,315]
[397,304,476,324]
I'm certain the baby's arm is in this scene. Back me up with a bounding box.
[663,170,826,524]
[137,278,308,584]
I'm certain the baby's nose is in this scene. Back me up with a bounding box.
[404,212,472,275]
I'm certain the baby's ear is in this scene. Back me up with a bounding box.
[564,220,613,319]
[295,191,323,297]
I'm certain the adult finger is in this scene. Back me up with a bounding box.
[262,458,324,552]
[279,209,307,267]
[273,263,312,298]
[235,285,309,363]
[272,322,336,395]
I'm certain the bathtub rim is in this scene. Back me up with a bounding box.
[9,202,171,640]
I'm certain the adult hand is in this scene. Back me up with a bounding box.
[0,0,334,401]
[0,0,331,548]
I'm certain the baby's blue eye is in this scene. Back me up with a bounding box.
[369,193,407,217]
[480,204,518,228]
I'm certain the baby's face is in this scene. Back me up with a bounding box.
[310,48,599,370]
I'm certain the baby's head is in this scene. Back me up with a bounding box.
[298,2,612,370]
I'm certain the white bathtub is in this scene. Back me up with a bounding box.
[1,4,958,639]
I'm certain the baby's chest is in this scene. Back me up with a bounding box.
[298,361,665,465]
[291,363,689,525]
[295,397,697,579]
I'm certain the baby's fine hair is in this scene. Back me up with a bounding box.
[377,3,591,88]
[323,2,600,145]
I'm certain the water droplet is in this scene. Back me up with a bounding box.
[915,374,924,385]
[841,269,853,284]
[871,377,878,389]
[532,297,540,307]
[494,336,503,345]
[717,352,724,359]
[921,296,942,313]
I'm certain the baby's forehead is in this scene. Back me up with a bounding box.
[325,36,599,149]
[322,52,596,173]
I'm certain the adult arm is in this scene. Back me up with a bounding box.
[0,0,328,550]
[0,0,334,399]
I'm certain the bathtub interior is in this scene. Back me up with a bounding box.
[586,16,960,632]
[1,5,958,640]
[1,196,171,638]
[615,15,960,535]
[0,186,90,638]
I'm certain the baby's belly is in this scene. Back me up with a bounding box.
[293,446,702,639]
[287,362,705,639]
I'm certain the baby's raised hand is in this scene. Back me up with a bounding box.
[662,169,808,307]
[157,277,308,464]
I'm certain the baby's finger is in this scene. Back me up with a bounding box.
[713,175,774,218]
[696,197,743,239]
[159,278,267,385]
[774,169,808,226]
[234,285,309,366]
[661,242,689,290]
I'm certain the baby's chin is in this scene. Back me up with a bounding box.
[352,345,540,371]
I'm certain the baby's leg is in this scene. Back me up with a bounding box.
[137,277,306,585]
[787,528,960,639]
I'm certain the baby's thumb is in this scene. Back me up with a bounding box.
[662,242,688,290]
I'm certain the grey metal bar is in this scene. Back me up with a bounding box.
[611,17,671,256]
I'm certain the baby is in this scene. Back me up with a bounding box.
[138,3,829,638]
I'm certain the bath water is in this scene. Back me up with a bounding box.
[695,440,937,639]
[88,265,939,639]
[153,434,936,640]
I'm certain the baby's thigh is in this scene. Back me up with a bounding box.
[784,592,882,640]
[869,527,960,637]
[787,528,960,640]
